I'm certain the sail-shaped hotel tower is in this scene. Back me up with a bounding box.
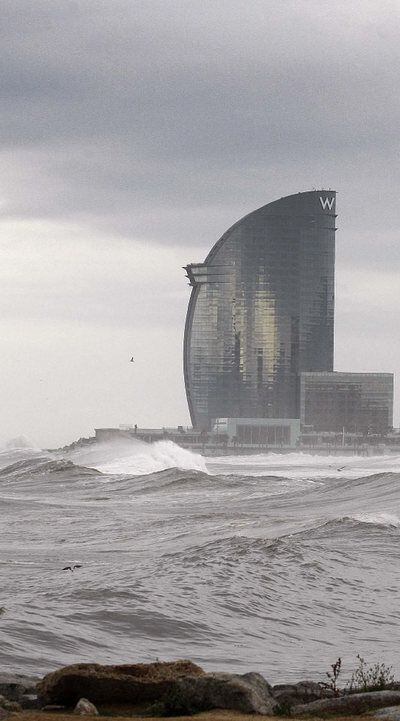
[183,190,337,430]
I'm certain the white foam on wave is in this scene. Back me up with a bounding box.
[69,439,208,476]
[0,438,47,471]
[206,451,400,480]
[2,435,41,451]
[349,512,400,527]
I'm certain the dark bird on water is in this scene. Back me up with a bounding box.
[62,565,82,571]
[130,357,134,362]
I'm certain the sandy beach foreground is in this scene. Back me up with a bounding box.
[9,713,370,721]
[9,713,259,721]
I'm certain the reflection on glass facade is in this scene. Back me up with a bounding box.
[184,190,336,429]
[300,372,394,434]
[237,423,291,445]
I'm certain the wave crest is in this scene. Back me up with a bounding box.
[70,438,208,476]
[0,457,100,479]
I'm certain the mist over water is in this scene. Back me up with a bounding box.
[1,439,400,682]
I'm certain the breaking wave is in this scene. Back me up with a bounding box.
[69,438,208,476]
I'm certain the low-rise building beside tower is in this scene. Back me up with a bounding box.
[300,372,393,435]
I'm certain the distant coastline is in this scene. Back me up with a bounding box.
[55,427,400,457]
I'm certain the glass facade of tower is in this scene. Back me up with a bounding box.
[300,372,394,434]
[184,190,337,429]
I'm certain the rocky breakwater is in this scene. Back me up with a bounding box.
[2,660,400,717]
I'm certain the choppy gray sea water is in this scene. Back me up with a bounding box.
[1,438,400,683]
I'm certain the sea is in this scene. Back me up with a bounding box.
[1,437,400,684]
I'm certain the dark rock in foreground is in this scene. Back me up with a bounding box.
[272,680,333,708]
[38,662,277,715]
[1,701,21,712]
[41,705,67,712]
[37,660,204,706]
[0,674,39,702]
[293,690,400,715]
[163,672,278,716]
[19,693,40,709]
[73,698,99,715]
[372,705,400,720]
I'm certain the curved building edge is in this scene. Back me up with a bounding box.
[183,281,199,427]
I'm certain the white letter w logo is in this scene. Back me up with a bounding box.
[319,196,335,211]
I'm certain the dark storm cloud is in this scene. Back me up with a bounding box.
[1,0,399,444]
[1,0,399,252]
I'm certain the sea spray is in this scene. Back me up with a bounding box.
[69,438,207,476]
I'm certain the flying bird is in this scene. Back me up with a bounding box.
[62,565,82,571]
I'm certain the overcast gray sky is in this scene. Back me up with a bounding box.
[1,0,399,447]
